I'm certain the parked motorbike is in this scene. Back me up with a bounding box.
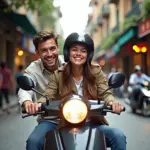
[17,72,125,150]
[128,81,150,116]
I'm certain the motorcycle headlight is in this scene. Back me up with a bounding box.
[144,81,149,86]
[142,89,150,97]
[62,98,88,124]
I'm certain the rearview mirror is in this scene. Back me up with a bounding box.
[108,72,125,88]
[17,76,35,91]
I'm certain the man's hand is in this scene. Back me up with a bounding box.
[108,101,124,113]
[23,101,42,114]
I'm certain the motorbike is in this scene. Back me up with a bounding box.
[17,72,125,150]
[127,81,150,116]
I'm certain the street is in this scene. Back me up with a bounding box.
[0,95,150,150]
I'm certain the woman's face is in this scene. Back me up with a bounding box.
[69,44,88,66]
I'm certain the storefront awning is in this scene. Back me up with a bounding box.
[113,25,137,52]
[6,11,37,35]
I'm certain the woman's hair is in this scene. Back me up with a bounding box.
[61,62,97,100]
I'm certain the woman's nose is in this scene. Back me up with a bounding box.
[76,50,81,55]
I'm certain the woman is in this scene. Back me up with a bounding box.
[39,32,126,150]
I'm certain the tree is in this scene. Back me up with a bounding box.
[142,0,150,21]
[7,0,55,15]
[7,0,57,30]
[58,36,64,55]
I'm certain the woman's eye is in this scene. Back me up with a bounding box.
[72,48,77,51]
[81,49,87,53]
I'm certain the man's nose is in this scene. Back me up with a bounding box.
[47,49,52,56]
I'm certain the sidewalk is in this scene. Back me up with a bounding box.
[0,94,20,116]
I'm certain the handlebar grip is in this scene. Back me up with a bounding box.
[106,106,125,111]
[22,106,42,114]
[122,107,126,111]
[22,114,33,118]
[104,106,125,115]
[22,107,26,113]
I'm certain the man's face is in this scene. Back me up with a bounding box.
[69,44,87,66]
[36,39,59,70]
[137,70,142,76]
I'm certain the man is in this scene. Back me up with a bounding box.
[129,65,150,109]
[18,31,64,150]
[129,65,150,85]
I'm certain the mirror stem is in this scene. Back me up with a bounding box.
[98,87,112,104]
[32,88,49,105]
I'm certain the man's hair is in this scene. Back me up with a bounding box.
[33,31,59,50]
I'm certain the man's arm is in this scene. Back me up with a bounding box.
[129,74,136,85]
[96,68,115,105]
[18,72,39,114]
[143,74,150,82]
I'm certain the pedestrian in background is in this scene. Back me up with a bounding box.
[115,68,125,98]
[107,67,116,79]
[0,61,15,114]
[0,73,3,115]
[15,65,24,94]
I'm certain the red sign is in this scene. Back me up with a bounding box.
[138,18,150,38]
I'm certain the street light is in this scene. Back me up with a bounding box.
[18,50,24,56]
[132,44,147,53]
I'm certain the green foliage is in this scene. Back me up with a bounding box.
[58,37,64,55]
[7,0,57,31]
[122,15,137,31]
[101,32,119,50]
[8,0,55,15]
[142,0,150,21]
[38,14,56,31]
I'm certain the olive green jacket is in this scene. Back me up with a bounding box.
[38,64,115,126]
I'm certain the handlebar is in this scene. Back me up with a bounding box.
[22,111,45,118]
[103,106,125,115]
[22,101,126,118]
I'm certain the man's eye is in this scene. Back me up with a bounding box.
[41,49,47,52]
[50,47,56,51]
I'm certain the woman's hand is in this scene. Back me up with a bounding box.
[108,101,124,113]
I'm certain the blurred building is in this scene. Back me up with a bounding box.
[0,0,63,74]
[0,0,37,74]
[86,0,150,80]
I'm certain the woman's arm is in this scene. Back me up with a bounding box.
[96,68,115,105]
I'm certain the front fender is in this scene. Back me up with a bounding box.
[44,125,106,150]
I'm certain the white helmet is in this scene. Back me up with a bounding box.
[134,65,141,71]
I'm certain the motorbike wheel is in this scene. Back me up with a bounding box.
[142,101,150,117]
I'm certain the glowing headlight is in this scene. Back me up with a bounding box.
[142,89,150,97]
[144,81,149,86]
[62,99,88,124]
